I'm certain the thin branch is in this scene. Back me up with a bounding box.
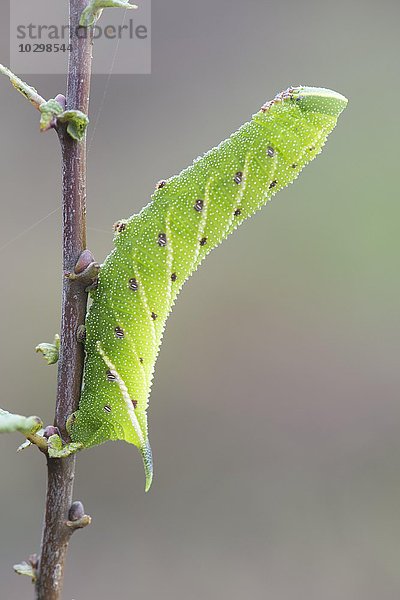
[26,433,48,453]
[34,2,94,598]
[0,64,45,109]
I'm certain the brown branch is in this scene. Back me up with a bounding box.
[34,2,94,598]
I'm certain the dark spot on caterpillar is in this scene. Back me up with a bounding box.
[106,370,116,381]
[269,180,277,189]
[194,199,204,212]
[151,312,158,320]
[267,146,275,157]
[129,278,138,291]
[171,272,177,282]
[158,233,167,247]
[234,208,241,217]
[309,146,315,151]
[115,327,125,339]
[291,163,297,168]
[104,405,112,413]
[139,357,144,364]
[156,179,167,189]
[200,237,207,246]
[113,221,126,233]
[132,399,138,409]
[234,171,243,184]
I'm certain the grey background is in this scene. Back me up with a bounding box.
[10,0,151,74]
[1,1,400,599]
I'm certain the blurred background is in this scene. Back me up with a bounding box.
[1,0,400,598]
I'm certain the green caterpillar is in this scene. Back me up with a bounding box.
[70,86,348,490]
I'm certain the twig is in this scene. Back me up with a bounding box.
[0,63,45,109]
[26,432,48,453]
[34,2,94,598]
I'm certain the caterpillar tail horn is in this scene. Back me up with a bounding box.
[140,439,153,492]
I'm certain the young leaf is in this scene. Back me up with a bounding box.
[36,334,60,365]
[47,434,83,458]
[57,110,89,141]
[80,0,137,27]
[13,561,36,582]
[39,99,64,132]
[71,86,348,490]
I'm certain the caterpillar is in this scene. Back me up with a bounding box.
[70,86,348,490]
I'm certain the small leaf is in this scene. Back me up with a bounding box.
[39,99,64,132]
[13,561,36,582]
[47,434,82,458]
[0,409,42,435]
[57,110,89,141]
[36,334,60,365]
[80,0,137,27]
